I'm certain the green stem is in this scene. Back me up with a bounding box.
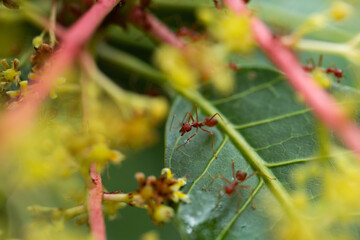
[295,39,350,57]
[250,2,352,42]
[21,1,51,29]
[153,0,209,11]
[97,43,167,85]
[64,205,86,220]
[49,0,57,48]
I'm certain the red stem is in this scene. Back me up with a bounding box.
[127,4,360,155]
[89,164,106,240]
[129,5,185,48]
[223,0,360,155]
[1,1,119,239]
[0,0,119,148]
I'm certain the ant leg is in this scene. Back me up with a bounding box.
[318,54,323,67]
[169,114,182,131]
[234,187,243,209]
[203,174,232,191]
[194,104,199,123]
[199,127,217,158]
[215,187,225,207]
[207,113,224,122]
[244,171,276,182]
[204,113,224,128]
[181,104,197,124]
[176,127,199,150]
[231,159,236,180]
[238,185,257,209]
[305,57,316,69]
[182,111,195,124]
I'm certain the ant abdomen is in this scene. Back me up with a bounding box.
[204,116,218,127]
[225,185,234,194]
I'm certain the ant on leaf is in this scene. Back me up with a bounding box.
[169,104,223,158]
[302,55,344,83]
[203,159,276,209]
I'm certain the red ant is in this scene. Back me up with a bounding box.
[302,55,344,83]
[176,27,204,42]
[228,62,238,71]
[203,159,276,209]
[169,104,223,158]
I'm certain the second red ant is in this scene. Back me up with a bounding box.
[169,104,223,158]
[203,159,276,209]
[302,55,344,83]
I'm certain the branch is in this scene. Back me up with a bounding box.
[128,5,185,48]
[89,164,106,240]
[0,0,120,148]
[224,0,360,156]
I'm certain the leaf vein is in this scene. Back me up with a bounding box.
[234,108,310,130]
[254,133,314,152]
[216,179,264,240]
[211,77,283,105]
[187,135,229,194]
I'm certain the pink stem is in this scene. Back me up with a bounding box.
[224,0,360,155]
[0,0,119,148]
[89,164,106,240]
[129,5,185,48]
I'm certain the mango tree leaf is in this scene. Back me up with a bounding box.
[165,67,353,239]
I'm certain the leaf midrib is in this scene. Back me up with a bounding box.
[176,87,301,220]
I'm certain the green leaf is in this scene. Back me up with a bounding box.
[164,67,346,239]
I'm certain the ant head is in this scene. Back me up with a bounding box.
[236,170,247,181]
[179,123,192,135]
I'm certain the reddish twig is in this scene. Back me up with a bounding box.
[224,0,360,155]
[89,164,106,240]
[0,0,120,148]
[129,5,185,48]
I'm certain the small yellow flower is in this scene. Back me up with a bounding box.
[0,58,21,88]
[33,35,44,48]
[153,204,174,224]
[161,168,173,179]
[141,230,160,240]
[330,1,353,21]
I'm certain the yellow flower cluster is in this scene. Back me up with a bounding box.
[25,221,92,240]
[274,150,360,240]
[64,131,124,174]
[155,45,199,89]
[155,7,257,96]
[120,168,189,225]
[155,42,235,95]
[2,122,123,189]
[84,79,168,149]
[197,8,255,53]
